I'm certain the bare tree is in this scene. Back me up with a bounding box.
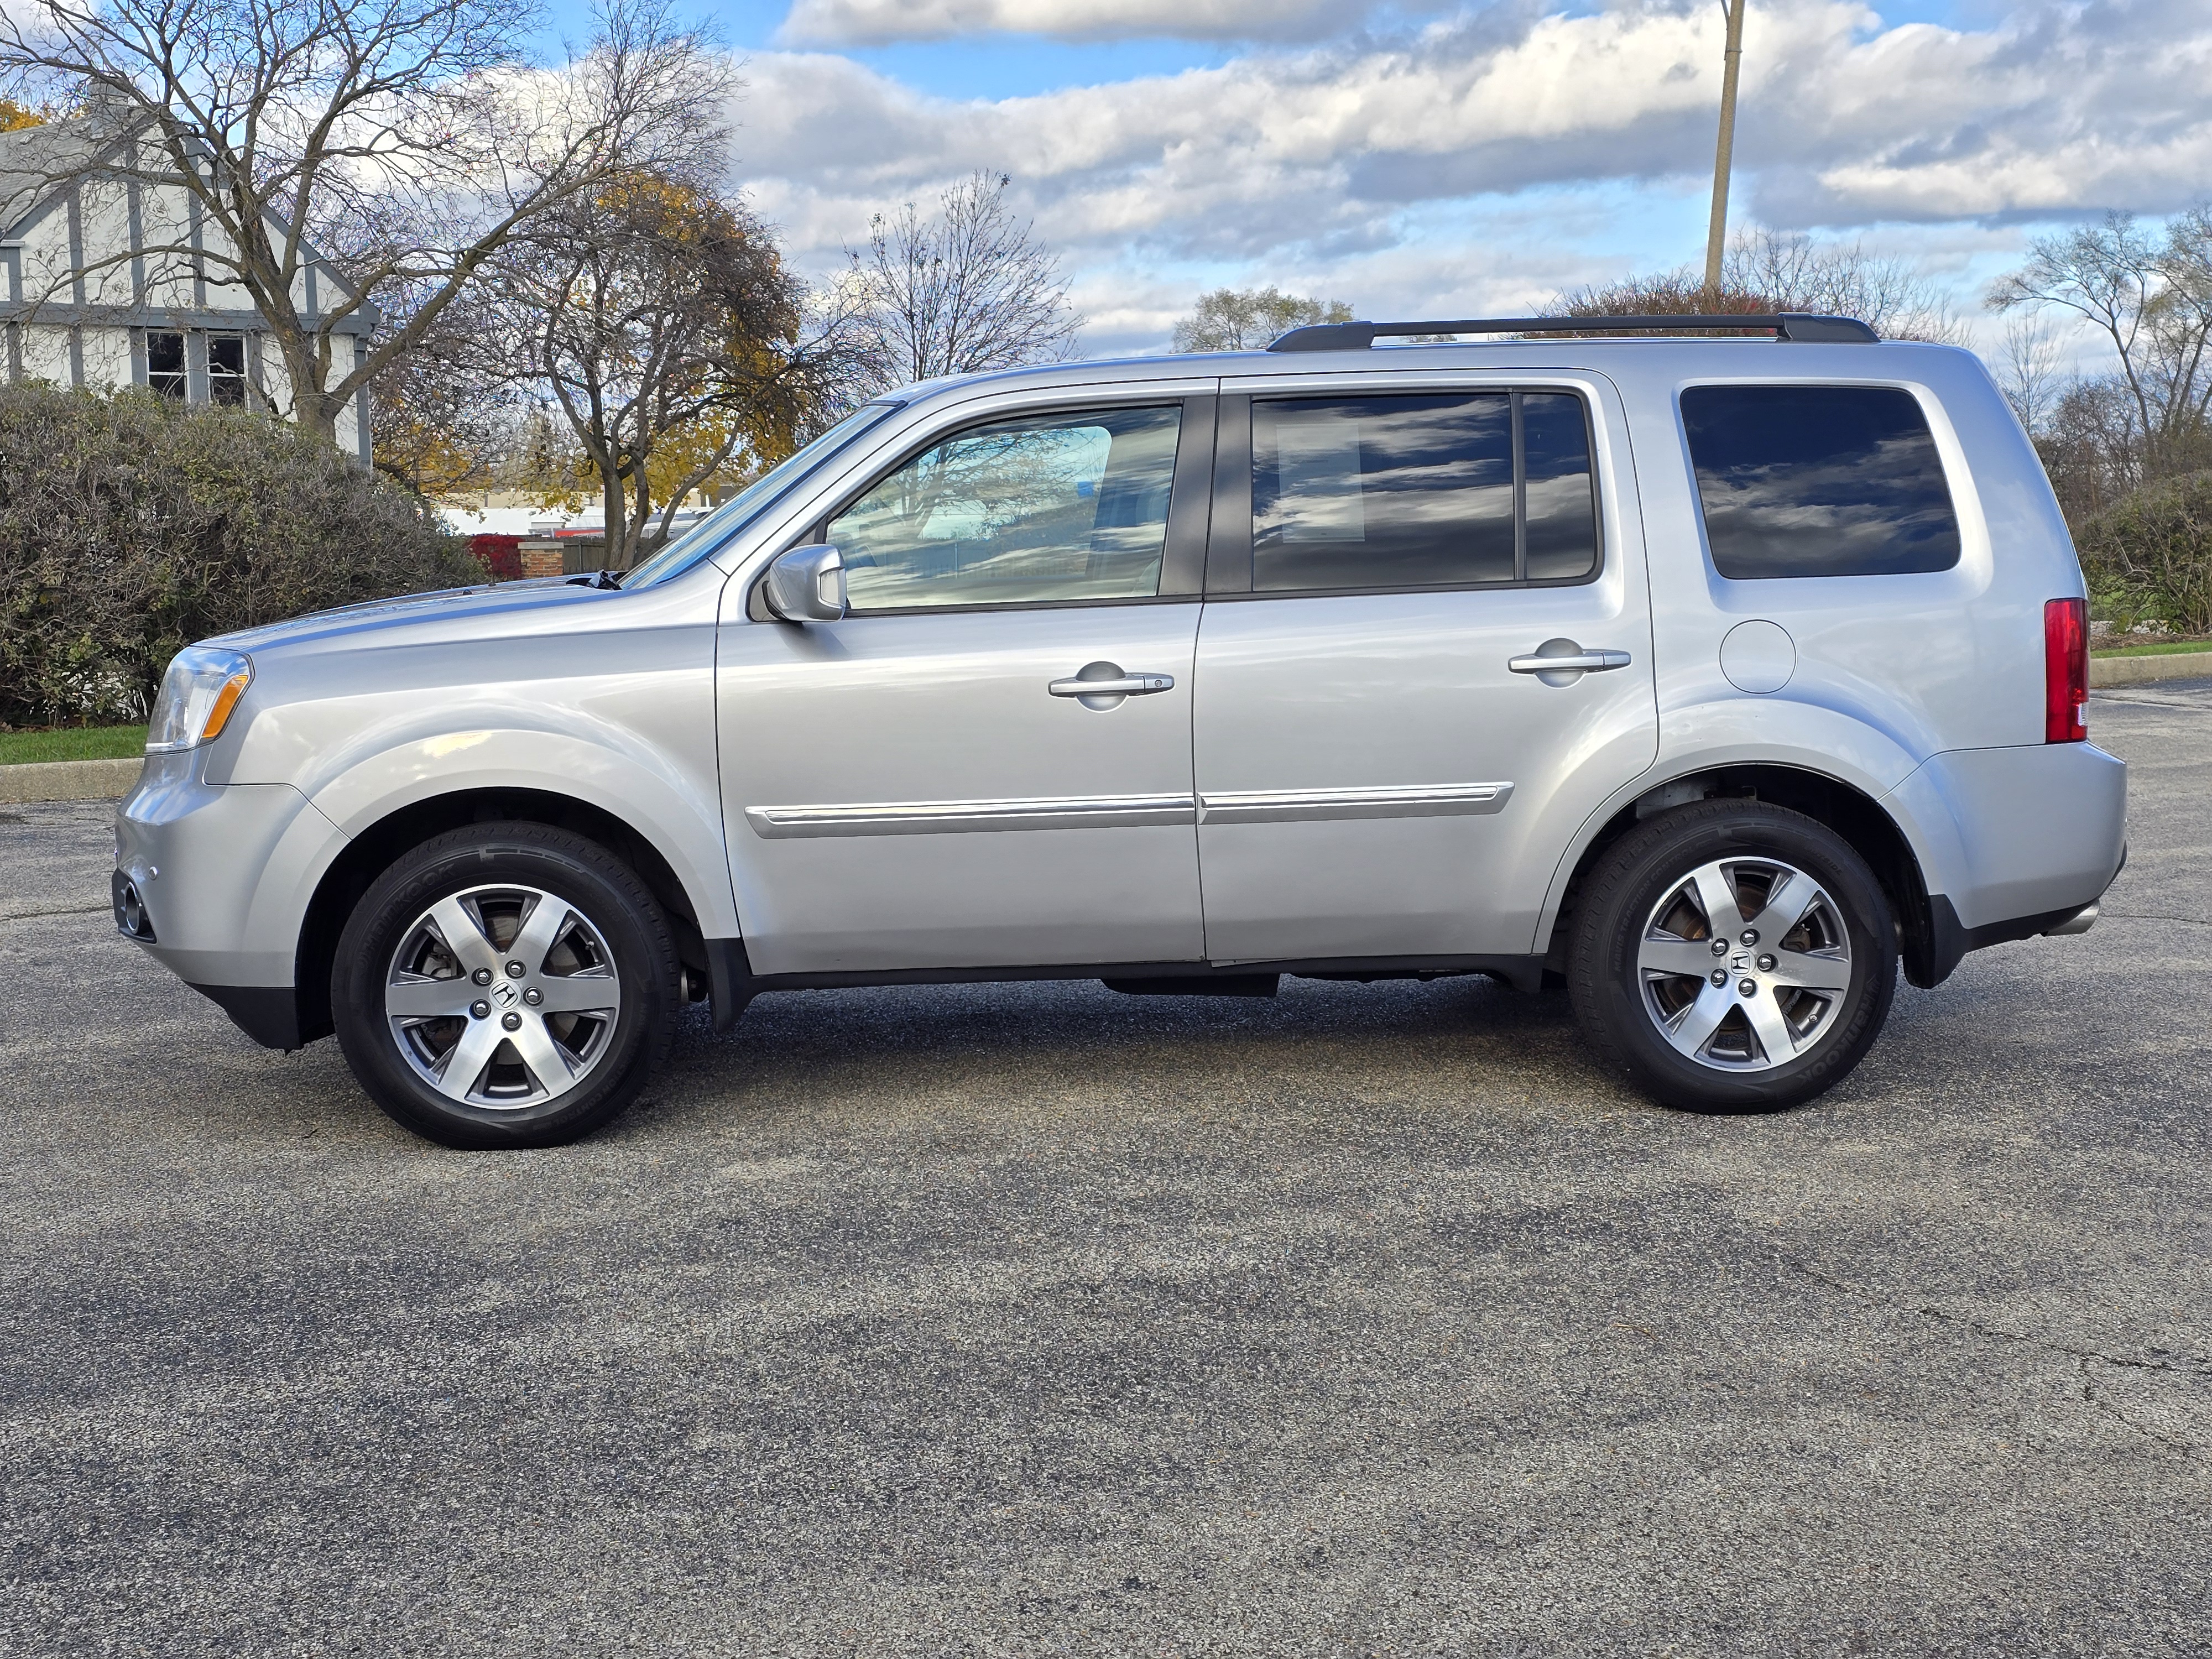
[1556,228,1963,342]
[2037,378,2149,523]
[1994,312,2066,438]
[846,171,1080,390]
[1729,229,1963,342]
[0,0,734,444]
[501,175,864,565]
[1989,208,2212,482]
[1172,286,1352,352]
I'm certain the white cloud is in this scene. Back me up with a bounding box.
[727,1,2212,349]
[776,0,1401,46]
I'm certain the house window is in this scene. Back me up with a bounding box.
[147,331,186,399]
[208,333,247,406]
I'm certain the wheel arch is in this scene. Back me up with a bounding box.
[293,788,714,1045]
[1537,762,1952,989]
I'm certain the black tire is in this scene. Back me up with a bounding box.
[1566,800,1897,1113]
[332,822,679,1148]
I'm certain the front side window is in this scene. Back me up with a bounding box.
[207,333,247,406]
[1250,392,1597,592]
[1681,384,1961,578]
[146,330,185,399]
[831,405,1182,611]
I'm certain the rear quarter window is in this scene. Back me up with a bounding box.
[1680,384,1961,579]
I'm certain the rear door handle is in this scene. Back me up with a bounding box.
[1049,673,1175,697]
[1507,649,1631,675]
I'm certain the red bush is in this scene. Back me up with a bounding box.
[469,534,523,581]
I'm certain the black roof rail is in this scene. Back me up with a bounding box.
[1265,313,1880,352]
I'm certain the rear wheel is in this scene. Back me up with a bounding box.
[1567,800,1896,1112]
[332,823,679,1147]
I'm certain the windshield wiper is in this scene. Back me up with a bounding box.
[566,569,623,589]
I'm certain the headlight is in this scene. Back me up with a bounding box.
[145,647,254,753]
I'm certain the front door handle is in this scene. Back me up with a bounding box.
[1050,661,1175,710]
[1049,673,1175,697]
[1051,660,1175,710]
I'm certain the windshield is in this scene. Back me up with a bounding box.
[620,401,904,589]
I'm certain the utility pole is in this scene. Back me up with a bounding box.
[1703,0,1747,302]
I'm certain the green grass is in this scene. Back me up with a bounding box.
[0,724,148,765]
[2091,639,2212,658]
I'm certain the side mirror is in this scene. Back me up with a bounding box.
[763,544,847,623]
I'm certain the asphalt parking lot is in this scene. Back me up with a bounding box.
[3,685,2209,1658]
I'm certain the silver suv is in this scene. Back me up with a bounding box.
[114,313,2126,1147]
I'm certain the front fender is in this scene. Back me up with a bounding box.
[215,606,737,943]
[296,726,740,938]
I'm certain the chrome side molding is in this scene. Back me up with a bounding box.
[747,794,1197,839]
[1199,782,1514,825]
[747,781,1519,837]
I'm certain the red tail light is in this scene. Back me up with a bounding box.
[2044,598,2088,743]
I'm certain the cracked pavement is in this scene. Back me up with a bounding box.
[3,682,2210,1656]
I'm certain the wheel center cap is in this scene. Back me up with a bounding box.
[490,979,523,1010]
[1729,950,1751,973]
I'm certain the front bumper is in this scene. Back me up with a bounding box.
[113,752,348,1031]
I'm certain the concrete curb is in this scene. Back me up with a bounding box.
[0,757,144,804]
[2090,649,2212,688]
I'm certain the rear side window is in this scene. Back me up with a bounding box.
[1681,385,1961,579]
[1249,392,1597,592]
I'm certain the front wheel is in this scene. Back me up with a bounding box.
[1566,800,1897,1113]
[332,822,680,1147]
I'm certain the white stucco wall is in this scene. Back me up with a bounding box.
[2,140,370,460]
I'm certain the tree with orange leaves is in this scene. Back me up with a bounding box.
[496,172,865,566]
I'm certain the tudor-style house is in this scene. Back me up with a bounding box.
[0,115,373,462]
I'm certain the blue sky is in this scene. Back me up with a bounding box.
[537,2,2212,362]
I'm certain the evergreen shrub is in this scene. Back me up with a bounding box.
[0,384,482,726]
[2075,470,2212,638]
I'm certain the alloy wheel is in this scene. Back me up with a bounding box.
[1635,856,1854,1072]
[382,884,623,1109]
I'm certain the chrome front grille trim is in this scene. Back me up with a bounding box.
[747,794,1197,839]
[1198,782,1515,825]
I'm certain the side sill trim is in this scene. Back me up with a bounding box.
[702,944,1543,1001]
[747,794,1195,838]
[1199,782,1514,824]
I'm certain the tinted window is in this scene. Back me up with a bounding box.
[1523,392,1599,580]
[832,405,1181,610]
[1681,385,1960,578]
[1250,392,1597,592]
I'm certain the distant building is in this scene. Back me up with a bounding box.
[0,116,373,461]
